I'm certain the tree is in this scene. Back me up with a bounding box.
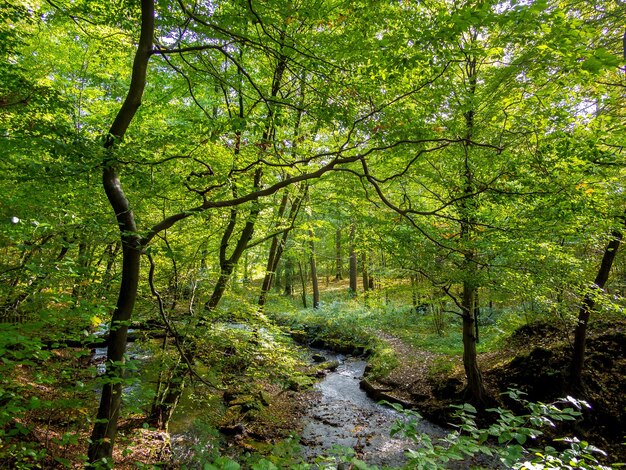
[349,0,617,404]
[570,218,624,388]
[79,0,412,460]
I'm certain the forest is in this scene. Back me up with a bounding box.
[1,0,625,468]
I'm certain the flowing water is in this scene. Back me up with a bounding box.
[300,350,446,467]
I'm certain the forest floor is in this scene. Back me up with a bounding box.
[7,294,626,468]
[361,318,626,465]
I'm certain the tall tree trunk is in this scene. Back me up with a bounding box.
[309,229,320,308]
[461,277,484,403]
[349,224,357,296]
[88,1,154,463]
[242,250,249,284]
[475,292,480,344]
[274,263,283,291]
[283,257,294,296]
[298,260,307,308]
[570,221,624,387]
[258,188,304,307]
[258,192,289,306]
[205,200,260,311]
[260,71,306,305]
[335,228,343,280]
[361,251,369,293]
[89,235,142,463]
[457,45,487,405]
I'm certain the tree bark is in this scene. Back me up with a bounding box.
[258,188,304,307]
[258,192,289,307]
[361,251,369,293]
[335,228,343,280]
[298,260,307,308]
[348,224,357,296]
[205,200,260,311]
[309,228,320,308]
[457,46,487,405]
[88,1,154,464]
[461,277,485,404]
[283,257,294,296]
[570,220,624,387]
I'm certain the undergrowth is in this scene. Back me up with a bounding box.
[266,293,548,359]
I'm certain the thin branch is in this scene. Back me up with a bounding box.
[147,252,218,389]
[152,43,227,55]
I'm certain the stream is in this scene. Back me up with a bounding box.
[300,350,446,467]
[91,327,484,467]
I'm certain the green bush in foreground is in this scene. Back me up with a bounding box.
[388,389,617,469]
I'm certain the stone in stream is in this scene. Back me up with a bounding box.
[312,353,327,363]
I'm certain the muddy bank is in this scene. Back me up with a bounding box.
[486,321,626,463]
[364,321,626,465]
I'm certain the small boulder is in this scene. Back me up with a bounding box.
[312,353,326,363]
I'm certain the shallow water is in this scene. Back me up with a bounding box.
[300,351,446,467]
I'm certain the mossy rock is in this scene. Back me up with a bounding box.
[228,394,264,412]
[318,360,340,371]
[258,390,271,407]
[286,375,314,391]
[221,405,243,426]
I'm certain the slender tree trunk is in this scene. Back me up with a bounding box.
[242,250,249,284]
[274,263,283,291]
[335,228,343,280]
[88,232,142,463]
[570,220,624,387]
[88,1,153,463]
[309,229,320,308]
[461,278,484,404]
[206,265,235,311]
[205,203,259,311]
[349,224,357,296]
[258,192,289,306]
[298,260,307,308]
[283,257,294,296]
[258,188,304,307]
[457,45,487,406]
[361,251,369,293]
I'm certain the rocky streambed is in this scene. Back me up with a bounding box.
[300,350,446,467]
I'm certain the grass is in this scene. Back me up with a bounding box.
[264,282,548,361]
